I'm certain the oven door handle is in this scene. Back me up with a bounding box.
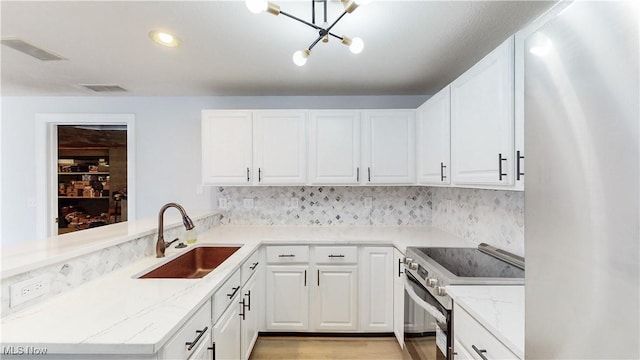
[404,275,447,323]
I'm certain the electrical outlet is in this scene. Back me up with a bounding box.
[290,198,299,208]
[243,198,254,209]
[364,197,373,208]
[10,274,51,307]
[218,198,228,209]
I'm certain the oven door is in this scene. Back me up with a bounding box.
[403,271,451,360]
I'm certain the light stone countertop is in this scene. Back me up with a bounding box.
[446,285,525,359]
[1,224,473,355]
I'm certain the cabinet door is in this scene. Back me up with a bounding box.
[393,249,405,348]
[265,265,309,330]
[202,110,253,185]
[359,247,393,331]
[362,110,416,184]
[240,272,260,360]
[213,293,241,360]
[308,111,361,184]
[451,37,515,186]
[253,111,307,185]
[417,86,451,185]
[313,265,358,331]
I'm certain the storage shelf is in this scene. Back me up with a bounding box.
[59,196,109,199]
[58,172,110,175]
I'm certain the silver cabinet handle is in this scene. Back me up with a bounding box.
[472,345,489,360]
[328,254,345,258]
[278,254,295,258]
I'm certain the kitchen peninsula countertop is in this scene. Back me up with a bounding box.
[446,285,525,359]
[1,224,473,355]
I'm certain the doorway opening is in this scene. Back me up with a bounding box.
[56,125,127,234]
[35,113,135,239]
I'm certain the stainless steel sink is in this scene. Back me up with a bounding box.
[138,246,241,279]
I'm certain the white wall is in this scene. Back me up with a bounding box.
[1,95,426,246]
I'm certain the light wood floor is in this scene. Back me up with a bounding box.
[249,336,405,360]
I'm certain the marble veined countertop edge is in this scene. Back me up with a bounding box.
[446,285,525,359]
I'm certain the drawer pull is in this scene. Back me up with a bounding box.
[185,326,208,351]
[472,345,489,360]
[250,262,259,270]
[227,286,240,299]
[278,254,295,258]
[208,343,215,360]
[328,254,345,258]
[239,299,246,320]
[244,290,251,311]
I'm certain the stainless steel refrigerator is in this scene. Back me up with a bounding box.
[525,1,639,358]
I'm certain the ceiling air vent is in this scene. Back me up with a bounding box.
[80,84,128,93]
[0,38,66,61]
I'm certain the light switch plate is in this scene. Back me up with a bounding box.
[290,198,299,208]
[364,197,373,208]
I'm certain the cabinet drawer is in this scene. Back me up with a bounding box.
[266,246,309,263]
[213,270,241,323]
[454,303,519,359]
[241,249,261,285]
[163,300,212,360]
[313,246,358,264]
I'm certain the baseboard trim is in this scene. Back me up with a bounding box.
[258,331,395,338]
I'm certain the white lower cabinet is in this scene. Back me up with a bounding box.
[265,265,310,330]
[313,265,358,331]
[162,300,212,360]
[240,269,260,360]
[213,251,264,360]
[359,247,394,331]
[213,291,242,360]
[453,303,520,359]
[393,248,405,348]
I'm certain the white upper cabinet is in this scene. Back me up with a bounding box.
[308,111,361,184]
[253,110,307,185]
[362,110,416,184]
[417,86,451,185]
[202,110,253,185]
[451,37,515,187]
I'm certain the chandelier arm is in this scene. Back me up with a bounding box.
[325,10,348,33]
[280,10,323,31]
[328,32,344,41]
[307,34,325,51]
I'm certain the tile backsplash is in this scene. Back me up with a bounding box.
[218,186,524,256]
[217,186,432,226]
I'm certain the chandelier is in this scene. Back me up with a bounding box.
[245,0,371,66]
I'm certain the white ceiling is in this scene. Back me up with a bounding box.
[1,0,555,96]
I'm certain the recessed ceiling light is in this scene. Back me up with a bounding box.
[149,30,181,47]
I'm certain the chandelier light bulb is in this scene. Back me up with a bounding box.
[246,0,268,14]
[349,37,364,54]
[293,49,310,66]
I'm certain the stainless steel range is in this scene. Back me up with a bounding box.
[402,243,524,360]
